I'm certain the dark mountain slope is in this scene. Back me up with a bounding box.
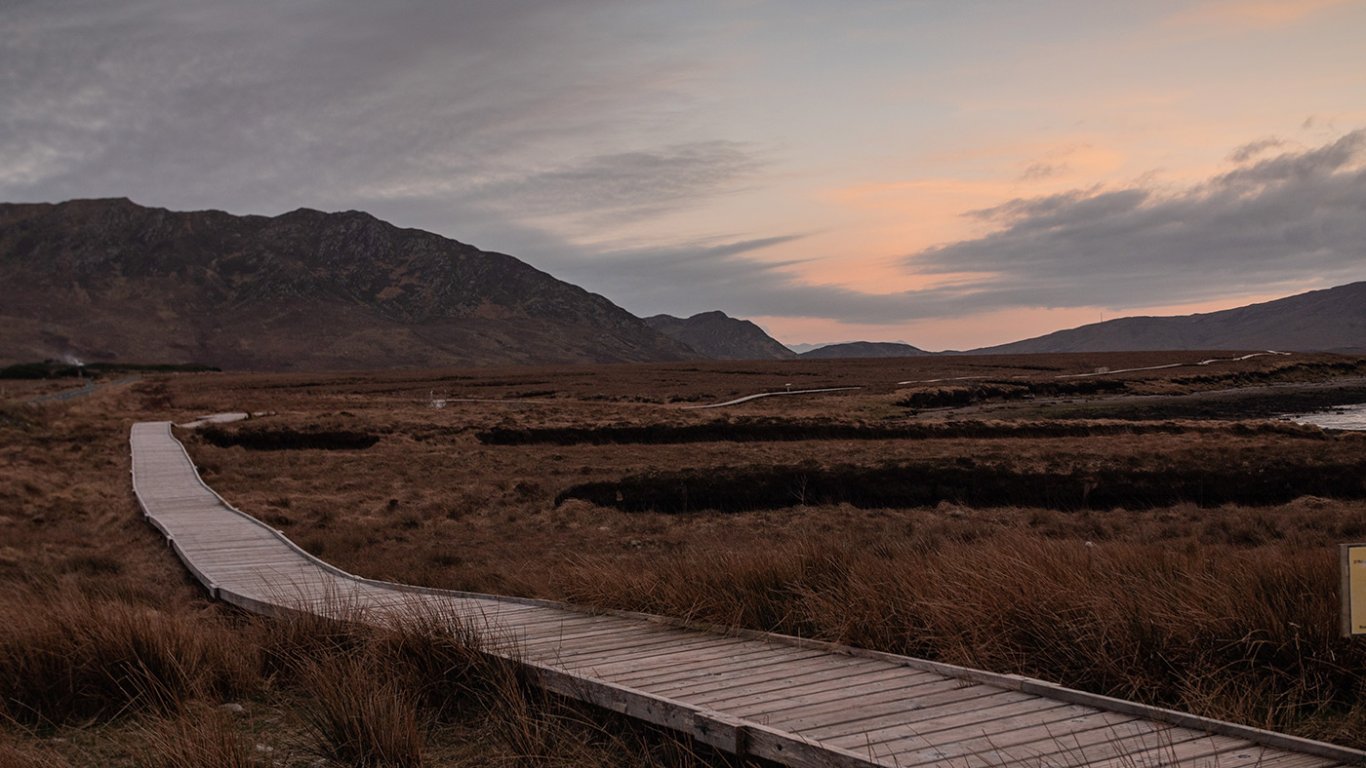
[0,198,697,370]
[644,311,796,360]
[971,282,1366,355]
[799,341,929,359]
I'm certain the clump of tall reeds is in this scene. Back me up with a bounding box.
[297,653,426,768]
[0,584,255,724]
[136,710,267,768]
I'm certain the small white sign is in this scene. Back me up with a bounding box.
[1343,544,1366,637]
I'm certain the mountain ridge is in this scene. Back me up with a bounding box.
[798,341,929,359]
[968,282,1366,355]
[0,198,698,370]
[644,311,797,360]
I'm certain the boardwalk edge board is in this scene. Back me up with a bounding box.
[130,421,1366,766]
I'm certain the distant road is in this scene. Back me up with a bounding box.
[25,375,140,404]
[1055,351,1290,379]
[685,386,862,410]
[177,411,250,428]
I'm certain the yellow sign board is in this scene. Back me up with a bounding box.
[1344,544,1366,637]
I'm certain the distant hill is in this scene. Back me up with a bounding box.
[644,311,796,360]
[0,198,698,370]
[799,341,929,359]
[972,282,1366,355]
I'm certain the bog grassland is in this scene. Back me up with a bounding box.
[3,351,1365,766]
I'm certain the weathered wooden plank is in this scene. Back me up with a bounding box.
[609,648,832,689]
[693,665,935,711]
[537,634,734,668]
[1244,755,1344,768]
[831,695,1095,752]
[652,653,892,698]
[1069,735,1256,768]
[976,726,1235,768]
[658,659,902,706]
[1013,678,1362,764]
[515,620,685,650]
[779,685,1027,735]
[627,648,863,690]
[866,702,1116,761]
[797,686,1038,743]
[535,628,726,664]
[606,636,792,677]
[731,675,988,723]
[559,631,744,660]
[571,640,797,679]
[503,617,641,644]
[611,647,823,691]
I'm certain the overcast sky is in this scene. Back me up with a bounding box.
[5,0,1365,349]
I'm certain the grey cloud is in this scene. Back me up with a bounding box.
[1017,161,1067,181]
[463,141,765,226]
[0,0,704,217]
[560,130,1366,327]
[1228,137,1285,163]
[898,130,1366,313]
[365,131,1366,330]
[5,3,1363,334]
[596,234,808,266]
[523,232,943,324]
[1216,130,1363,185]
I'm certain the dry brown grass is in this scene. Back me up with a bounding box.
[0,384,753,766]
[297,653,427,768]
[136,710,268,768]
[151,355,1366,749]
[0,739,74,768]
[5,353,1366,761]
[0,581,746,766]
[0,583,256,724]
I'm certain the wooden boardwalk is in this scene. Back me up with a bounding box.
[130,421,1365,768]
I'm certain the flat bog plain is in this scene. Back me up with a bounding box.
[5,350,1366,766]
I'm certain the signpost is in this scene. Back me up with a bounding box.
[1343,543,1366,637]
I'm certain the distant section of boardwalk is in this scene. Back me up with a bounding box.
[130,421,1365,768]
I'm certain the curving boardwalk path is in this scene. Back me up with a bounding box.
[131,421,1364,768]
[685,387,863,410]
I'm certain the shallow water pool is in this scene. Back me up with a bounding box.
[1288,403,1366,431]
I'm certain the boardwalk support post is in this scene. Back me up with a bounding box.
[693,711,749,756]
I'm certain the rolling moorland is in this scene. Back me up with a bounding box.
[3,350,1366,766]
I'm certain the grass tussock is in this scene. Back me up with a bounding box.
[298,653,426,768]
[137,710,267,768]
[0,584,256,724]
